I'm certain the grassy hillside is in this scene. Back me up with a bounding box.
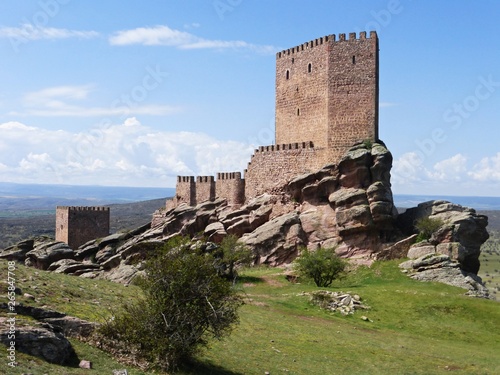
[478,230,500,299]
[1,259,499,375]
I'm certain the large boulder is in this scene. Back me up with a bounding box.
[25,239,74,270]
[0,322,76,365]
[399,253,490,298]
[397,200,489,274]
[0,239,35,261]
[240,212,306,266]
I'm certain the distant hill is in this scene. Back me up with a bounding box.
[0,198,167,248]
[0,182,174,213]
[1,184,499,249]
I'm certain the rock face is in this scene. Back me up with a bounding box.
[399,253,490,299]
[23,238,74,270]
[0,321,76,365]
[0,141,490,294]
[397,200,489,274]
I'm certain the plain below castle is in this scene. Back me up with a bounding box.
[171,30,379,208]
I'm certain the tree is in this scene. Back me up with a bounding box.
[218,234,254,281]
[293,246,347,287]
[99,236,243,371]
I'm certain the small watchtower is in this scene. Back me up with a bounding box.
[275,31,379,161]
[55,206,110,249]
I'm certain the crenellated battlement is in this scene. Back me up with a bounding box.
[217,172,242,180]
[197,176,215,183]
[55,206,110,249]
[255,141,314,154]
[59,206,110,212]
[178,176,195,183]
[276,31,376,59]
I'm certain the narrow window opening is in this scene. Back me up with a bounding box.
[297,108,300,116]
[286,70,290,80]
[291,57,295,64]
[308,63,312,73]
[352,55,356,64]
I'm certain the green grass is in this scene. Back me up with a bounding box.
[478,231,500,300]
[1,260,499,374]
[192,264,499,375]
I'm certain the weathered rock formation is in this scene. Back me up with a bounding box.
[397,200,489,274]
[0,319,76,365]
[0,142,490,297]
[399,253,490,299]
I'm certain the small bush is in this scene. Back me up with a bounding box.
[218,235,254,281]
[414,217,444,241]
[98,236,243,371]
[293,247,347,287]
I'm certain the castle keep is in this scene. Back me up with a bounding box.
[56,206,110,249]
[172,31,379,207]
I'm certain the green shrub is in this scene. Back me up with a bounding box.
[99,236,243,371]
[293,246,347,287]
[218,235,254,281]
[414,217,444,241]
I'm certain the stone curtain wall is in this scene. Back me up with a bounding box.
[56,206,110,249]
[176,176,196,206]
[216,172,245,206]
[172,173,245,207]
[244,143,329,198]
[196,176,216,203]
[275,31,379,164]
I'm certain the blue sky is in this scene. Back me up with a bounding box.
[0,0,499,196]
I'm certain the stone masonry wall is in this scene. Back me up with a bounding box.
[244,143,329,199]
[170,30,378,206]
[176,176,196,206]
[196,176,216,203]
[275,31,378,164]
[275,36,329,149]
[56,206,110,250]
[216,172,245,206]
[327,31,379,152]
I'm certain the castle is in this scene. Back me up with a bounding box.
[172,31,379,207]
[54,31,379,249]
[55,206,110,249]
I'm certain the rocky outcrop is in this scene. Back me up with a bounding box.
[0,321,76,365]
[240,212,305,266]
[1,303,97,337]
[397,200,489,274]
[23,238,74,270]
[0,142,490,293]
[399,253,490,298]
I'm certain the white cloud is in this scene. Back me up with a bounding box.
[391,152,427,184]
[14,85,179,118]
[428,154,467,182]
[109,25,277,54]
[0,24,99,41]
[468,153,500,182]
[0,119,254,187]
[24,85,94,106]
[392,151,500,195]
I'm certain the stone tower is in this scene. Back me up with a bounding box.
[56,206,110,249]
[275,31,379,161]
